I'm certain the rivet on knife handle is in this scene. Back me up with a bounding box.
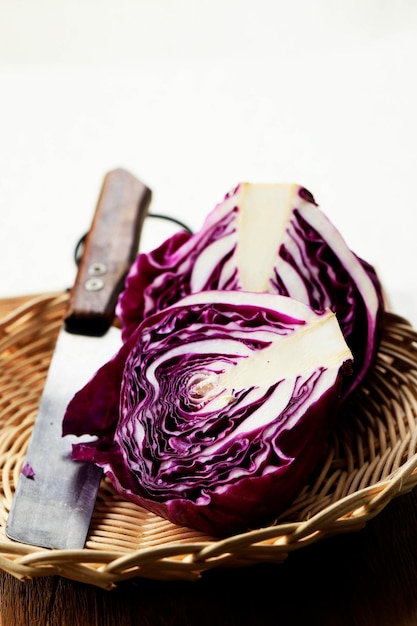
[65,168,151,336]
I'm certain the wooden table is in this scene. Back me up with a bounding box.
[1,296,417,626]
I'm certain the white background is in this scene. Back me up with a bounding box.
[1,0,416,326]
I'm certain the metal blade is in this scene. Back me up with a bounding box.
[6,325,122,549]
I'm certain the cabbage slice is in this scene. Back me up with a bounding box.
[64,291,353,536]
[117,183,383,397]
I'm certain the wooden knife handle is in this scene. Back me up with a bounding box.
[65,168,151,336]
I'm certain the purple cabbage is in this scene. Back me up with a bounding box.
[63,291,353,536]
[117,183,384,397]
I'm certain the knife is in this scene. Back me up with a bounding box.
[6,168,151,549]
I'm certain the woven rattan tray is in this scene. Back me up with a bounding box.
[1,292,417,589]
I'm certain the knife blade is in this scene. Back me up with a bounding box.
[6,168,151,549]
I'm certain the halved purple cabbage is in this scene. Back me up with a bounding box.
[63,291,353,536]
[117,184,384,397]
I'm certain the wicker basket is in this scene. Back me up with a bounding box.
[0,292,417,589]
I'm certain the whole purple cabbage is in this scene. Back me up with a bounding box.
[117,183,384,396]
[63,291,353,536]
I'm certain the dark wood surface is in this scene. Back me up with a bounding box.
[2,487,417,625]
